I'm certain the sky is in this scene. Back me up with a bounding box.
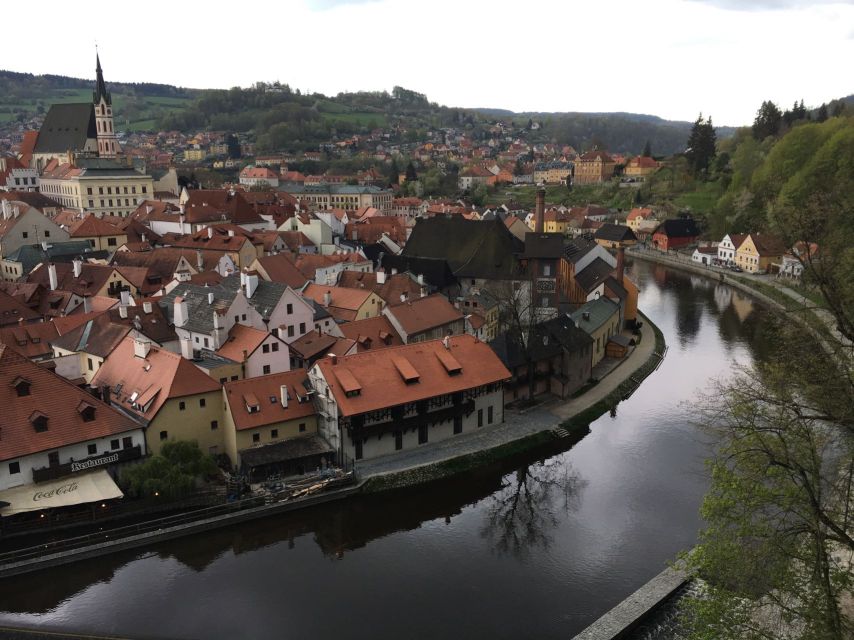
[8,0,854,126]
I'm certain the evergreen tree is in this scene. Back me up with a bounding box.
[817,102,829,122]
[387,158,400,186]
[225,134,241,159]
[685,113,717,177]
[831,100,846,117]
[752,100,783,140]
[642,140,652,157]
[405,161,418,182]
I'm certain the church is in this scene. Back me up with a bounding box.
[29,54,121,171]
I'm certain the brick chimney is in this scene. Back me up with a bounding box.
[535,187,545,233]
[614,247,625,282]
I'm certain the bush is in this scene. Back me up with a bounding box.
[120,441,218,499]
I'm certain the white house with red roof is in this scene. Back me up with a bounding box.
[239,166,279,189]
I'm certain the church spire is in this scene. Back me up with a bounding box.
[94,50,111,106]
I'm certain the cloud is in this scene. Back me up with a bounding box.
[685,0,853,10]
[305,0,379,10]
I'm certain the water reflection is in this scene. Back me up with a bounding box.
[481,459,587,558]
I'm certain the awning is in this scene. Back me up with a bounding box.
[0,470,123,516]
[239,436,334,468]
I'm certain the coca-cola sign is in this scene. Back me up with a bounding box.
[32,481,79,502]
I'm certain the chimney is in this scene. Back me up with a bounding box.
[421,285,428,298]
[207,227,213,239]
[391,267,398,275]
[280,385,289,408]
[330,353,337,365]
[133,338,151,359]
[245,272,259,299]
[120,290,131,306]
[1,200,10,220]
[376,268,386,284]
[173,296,188,327]
[141,233,147,244]
[614,247,625,282]
[83,295,92,313]
[119,305,128,319]
[142,301,152,314]
[213,309,222,330]
[583,311,590,321]
[101,384,111,405]
[73,258,82,278]
[207,291,215,305]
[417,273,424,285]
[196,250,204,271]
[535,187,545,233]
[323,290,332,306]
[443,335,450,350]
[180,336,193,359]
[48,263,58,291]
[41,240,49,251]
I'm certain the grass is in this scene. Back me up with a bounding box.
[673,181,724,214]
[123,119,157,132]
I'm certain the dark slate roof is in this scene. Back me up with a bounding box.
[594,224,637,243]
[523,232,564,259]
[34,104,96,153]
[575,257,614,292]
[604,276,628,301]
[562,235,599,264]
[239,435,333,467]
[381,254,458,290]
[6,241,103,274]
[570,297,620,333]
[654,218,700,239]
[402,217,525,280]
[490,315,593,369]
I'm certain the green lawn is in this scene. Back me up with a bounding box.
[673,181,724,214]
[123,119,157,132]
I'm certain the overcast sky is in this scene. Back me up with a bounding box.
[9,0,854,126]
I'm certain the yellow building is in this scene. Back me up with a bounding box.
[39,158,155,218]
[543,209,570,234]
[183,149,207,162]
[222,370,327,478]
[68,213,128,250]
[533,162,573,185]
[574,150,616,185]
[91,338,225,457]
[735,233,787,274]
[624,156,660,178]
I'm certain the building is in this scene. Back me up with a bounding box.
[382,294,465,343]
[573,150,616,185]
[735,233,787,274]
[338,315,404,352]
[67,213,128,251]
[279,184,393,213]
[308,335,510,462]
[594,224,638,249]
[91,337,224,456]
[0,344,144,498]
[623,156,660,178]
[570,297,622,368]
[215,324,290,378]
[651,218,700,252]
[717,233,747,265]
[692,246,718,265]
[533,161,573,185]
[302,283,384,323]
[239,166,279,189]
[0,200,69,260]
[222,370,329,480]
[559,235,617,307]
[39,158,154,218]
[626,207,657,233]
[458,166,494,190]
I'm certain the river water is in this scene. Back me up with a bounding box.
[0,262,778,639]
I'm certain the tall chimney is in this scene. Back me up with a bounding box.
[73,258,83,278]
[48,263,58,291]
[615,247,625,282]
[535,188,545,233]
[280,385,289,408]
[173,296,188,327]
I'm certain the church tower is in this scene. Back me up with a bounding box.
[93,53,119,158]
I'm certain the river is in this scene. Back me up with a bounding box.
[0,262,779,639]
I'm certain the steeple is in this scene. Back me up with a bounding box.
[93,51,111,106]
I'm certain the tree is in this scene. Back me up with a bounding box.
[387,158,400,186]
[120,441,219,499]
[405,161,418,182]
[817,103,829,123]
[686,113,717,177]
[752,100,783,140]
[226,134,241,159]
[642,140,652,157]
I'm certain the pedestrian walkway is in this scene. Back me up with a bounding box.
[357,321,657,478]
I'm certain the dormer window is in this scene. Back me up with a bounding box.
[30,411,48,432]
[12,377,31,397]
[78,401,96,422]
[243,393,260,414]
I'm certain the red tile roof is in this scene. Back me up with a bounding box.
[0,344,139,461]
[224,369,315,431]
[315,335,510,417]
[216,324,273,362]
[254,253,308,289]
[339,315,403,352]
[383,294,463,336]
[68,214,125,238]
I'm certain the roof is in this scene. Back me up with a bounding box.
[654,218,700,239]
[594,224,637,243]
[380,255,458,290]
[569,297,620,334]
[402,216,525,280]
[339,316,404,352]
[91,337,221,421]
[253,254,307,289]
[216,324,273,362]
[302,284,374,318]
[224,369,315,431]
[51,313,131,358]
[0,321,60,360]
[68,214,125,238]
[314,334,510,417]
[490,316,593,369]
[575,257,616,292]
[27,262,118,298]
[626,207,655,221]
[384,294,463,336]
[723,233,748,249]
[0,344,138,461]
[289,330,339,361]
[0,290,40,327]
[34,103,96,153]
[181,190,263,225]
[748,233,787,257]
[578,149,614,163]
[336,271,421,304]
[0,191,62,211]
[562,235,599,264]
[523,233,564,259]
[239,435,332,467]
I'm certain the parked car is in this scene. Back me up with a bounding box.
[729,265,744,273]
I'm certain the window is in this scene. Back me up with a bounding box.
[48,451,59,467]
[271,429,278,439]
[89,200,94,208]
[210,420,218,431]
[488,406,494,425]
[252,433,260,443]
[299,322,306,334]
[234,315,239,323]
[541,296,549,307]
[122,436,133,449]
[272,342,279,352]
[87,187,93,195]
[8,462,20,475]
[231,375,238,381]
[286,303,293,314]
[22,231,28,239]
[395,431,403,450]
[160,430,168,441]
[179,401,186,411]
[287,325,295,338]
[203,337,209,348]
[241,314,247,321]
[418,424,428,444]
[454,415,462,434]
[199,398,206,408]
[99,187,104,195]
[132,186,136,194]
[355,439,363,460]
[219,377,226,384]
[262,344,270,354]
[108,237,117,246]
[87,443,97,455]
[45,230,50,238]
[299,423,306,432]
[263,365,271,375]
[477,409,484,428]
[111,439,120,450]
[142,186,147,194]
[543,264,551,276]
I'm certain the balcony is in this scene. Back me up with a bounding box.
[32,446,143,483]
[347,400,476,439]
